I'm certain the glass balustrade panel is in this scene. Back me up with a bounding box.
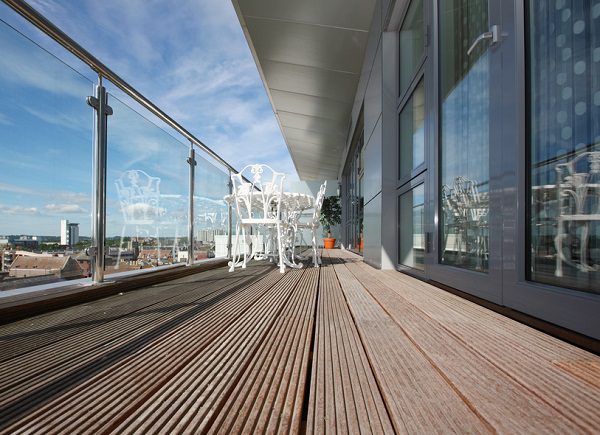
[194,154,230,260]
[106,93,189,275]
[0,19,94,290]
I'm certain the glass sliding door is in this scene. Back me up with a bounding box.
[439,0,490,272]
[430,0,504,302]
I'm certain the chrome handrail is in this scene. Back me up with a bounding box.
[2,0,241,176]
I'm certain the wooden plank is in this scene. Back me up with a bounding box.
[332,259,490,433]
[0,259,229,324]
[0,264,285,433]
[0,264,262,362]
[114,268,305,434]
[307,255,394,435]
[348,260,600,433]
[0,265,269,411]
[210,266,319,434]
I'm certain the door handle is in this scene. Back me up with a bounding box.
[467,25,499,56]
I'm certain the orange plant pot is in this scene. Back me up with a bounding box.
[323,238,336,249]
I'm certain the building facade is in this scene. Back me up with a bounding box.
[234,0,600,340]
[60,219,79,247]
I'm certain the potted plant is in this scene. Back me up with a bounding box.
[320,195,341,249]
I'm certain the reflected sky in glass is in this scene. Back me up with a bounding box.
[0,19,93,236]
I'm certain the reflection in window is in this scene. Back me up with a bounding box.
[399,0,424,97]
[399,184,425,270]
[528,1,600,293]
[439,0,490,272]
[399,80,425,179]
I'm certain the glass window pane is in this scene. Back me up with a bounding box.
[0,20,93,290]
[528,1,600,294]
[439,0,490,272]
[399,79,425,179]
[399,0,424,97]
[399,184,425,270]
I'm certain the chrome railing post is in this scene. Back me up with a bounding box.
[187,144,196,266]
[87,75,112,283]
[227,170,233,259]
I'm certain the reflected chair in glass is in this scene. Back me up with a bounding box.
[554,151,600,277]
[115,169,163,268]
[229,164,286,273]
[441,176,489,270]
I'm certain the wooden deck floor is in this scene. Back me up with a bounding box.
[0,250,598,434]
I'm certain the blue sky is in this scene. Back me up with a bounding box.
[0,0,295,237]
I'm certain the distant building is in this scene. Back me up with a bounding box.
[73,252,92,277]
[1,250,15,272]
[60,220,80,246]
[9,255,84,279]
[12,236,39,250]
[196,229,226,244]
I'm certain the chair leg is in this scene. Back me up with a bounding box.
[116,224,126,269]
[229,222,240,272]
[241,226,248,269]
[580,222,592,271]
[276,222,285,273]
[555,219,563,277]
[156,225,160,267]
[312,228,319,267]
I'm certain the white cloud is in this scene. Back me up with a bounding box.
[0,182,36,195]
[0,183,90,204]
[44,203,87,213]
[0,112,12,125]
[0,204,39,215]
[55,192,90,204]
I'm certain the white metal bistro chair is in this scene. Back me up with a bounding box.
[290,181,327,267]
[554,151,600,276]
[229,164,286,273]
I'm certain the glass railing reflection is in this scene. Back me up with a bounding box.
[106,93,189,275]
[0,19,94,290]
[194,155,230,260]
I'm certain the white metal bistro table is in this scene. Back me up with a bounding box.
[224,192,315,269]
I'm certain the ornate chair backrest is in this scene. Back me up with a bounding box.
[555,151,600,215]
[195,197,228,229]
[230,164,286,223]
[442,176,488,225]
[115,169,161,224]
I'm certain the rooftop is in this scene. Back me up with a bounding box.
[1,249,598,433]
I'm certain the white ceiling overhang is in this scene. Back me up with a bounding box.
[232,0,376,180]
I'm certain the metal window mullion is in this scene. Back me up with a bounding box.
[187,145,196,266]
